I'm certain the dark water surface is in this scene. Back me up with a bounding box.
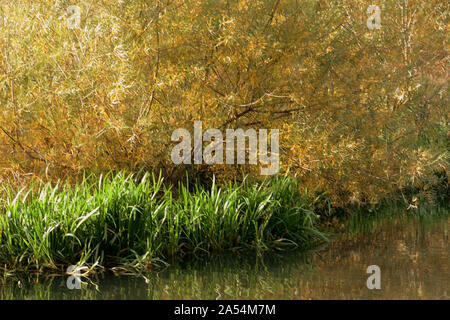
[1,212,448,299]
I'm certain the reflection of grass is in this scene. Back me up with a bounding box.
[0,250,316,299]
[0,172,327,275]
[337,202,448,236]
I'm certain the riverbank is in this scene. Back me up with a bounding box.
[0,172,328,275]
[0,171,447,277]
[1,205,447,299]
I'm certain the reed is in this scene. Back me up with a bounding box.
[0,172,327,274]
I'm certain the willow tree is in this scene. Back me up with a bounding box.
[0,0,447,204]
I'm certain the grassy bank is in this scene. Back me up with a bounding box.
[326,202,449,236]
[0,173,327,274]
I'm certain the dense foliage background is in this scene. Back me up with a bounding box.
[0,0,448,205]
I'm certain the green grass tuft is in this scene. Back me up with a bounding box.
[0,172,327,274]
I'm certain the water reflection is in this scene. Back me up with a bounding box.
[1,213,448,299]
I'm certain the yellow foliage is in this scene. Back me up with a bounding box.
[0,0,448,205]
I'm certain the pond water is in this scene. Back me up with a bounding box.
[1,211,448,299]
